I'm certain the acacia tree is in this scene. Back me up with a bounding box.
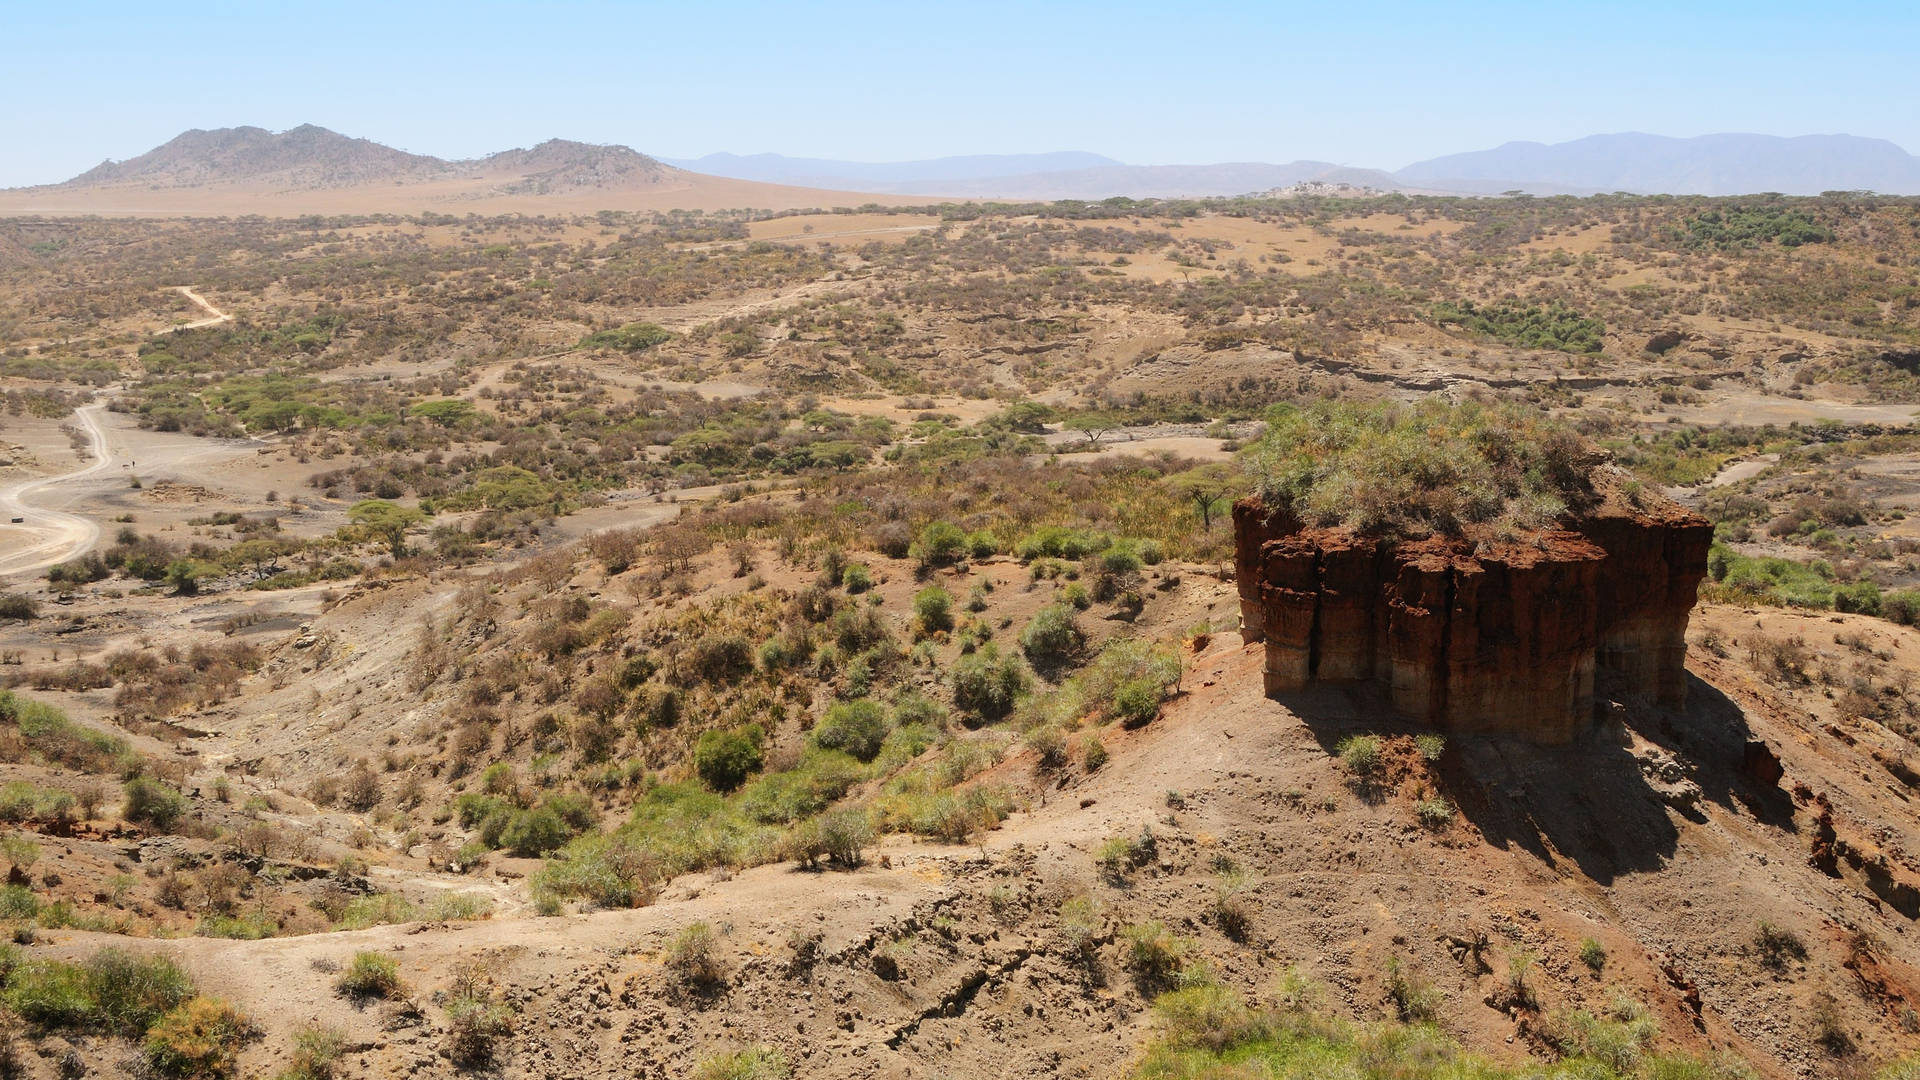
[1170,463,1240,532]
[349,500,427,558]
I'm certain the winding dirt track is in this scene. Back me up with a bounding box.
[0,403,112,579]
[0,287,232,579]
[168,285,231,330]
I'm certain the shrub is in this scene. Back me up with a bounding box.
[952,645,1030,722]
[667,922,725,989]
[1413,733,1445,762]
[817,807,875,867]
[0,885,36,920]
[499,807,571,856]
[1082,736,1109,772]
[1386,956,1442,1022]
[1336,735,1382,777]
[1248,399,1594,537]
[142,996,251,1080]
[124,777,188,831]
[694,726,764,792]
[694,1047,793,1080]
[1755,921,1807,972]
[914,521,968,566]
[443,961,513,1065]
[913,586,955,635]
[1120,922,1188,991]
[841,563,873,593]
[335,951,405,999]
[687,633,755,684]
[812,700,889,763]
[1414,798,1453,829]
[1212,868,1254,941]
[1111,678,1163,727]
[1885,590,1920,626]
[0,595,35,621]
[278,1025,345,1080]
[1579,937,1607,974]
[4,958,94,1027]
[1057,895,1103,963]
[582,322,673,352]
[1019,604,1083,670]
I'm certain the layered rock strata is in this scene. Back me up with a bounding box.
[1233,497,1712,743]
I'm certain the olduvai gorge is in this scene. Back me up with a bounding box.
[8,121,1920,1080]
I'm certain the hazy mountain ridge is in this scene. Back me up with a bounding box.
[1397,132,1920,195]
[659,150,1121,188]
[682,133,1920,198]
[24,126,1920,204]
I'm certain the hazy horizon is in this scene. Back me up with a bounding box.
[5,0,1917,188]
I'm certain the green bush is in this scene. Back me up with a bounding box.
[694,1047,793,1080]
[817,807,875,867]
[1336,735,1382,777]
[812,700,890,763]
[1019,604,1083,669]
[841,563,873,593]
[1111,678,1164,727]
[1249,399,1593,538]
[1432,298,1604,353]
[142,996,251,1080]
[499,807,571,856]
[1886,590,1920,626]
[914,521,968,566]
[1014,526,1112,562]
[666,922,725,988]
[336,951,405,999]
[0,595,35,620]
[952,645,1030,722]
[3,948,193,1034]
[0,884,39,920]
[1579,937,1607,973]
[582,322,673,351]
[123,777,188,831]
[913,586,955,634]
[694,726,765,792]
[738,750,866,824]
[277,1024,344,1080]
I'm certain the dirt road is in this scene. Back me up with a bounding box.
[0,403,112,579]
[169,285,231,330]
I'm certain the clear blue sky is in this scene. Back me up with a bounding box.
[4,0,1915,187]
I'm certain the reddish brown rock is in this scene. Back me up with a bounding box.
[1233,493,1711,744]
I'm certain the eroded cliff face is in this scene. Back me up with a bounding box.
[1233,495,1712,743]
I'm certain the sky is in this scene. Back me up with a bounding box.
[3,0,1917,187]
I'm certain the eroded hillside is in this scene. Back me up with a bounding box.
[2,194,1920,1079]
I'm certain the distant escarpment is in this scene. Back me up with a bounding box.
[1234,401,1712,743]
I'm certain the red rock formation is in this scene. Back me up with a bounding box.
[1233,494,1712,744]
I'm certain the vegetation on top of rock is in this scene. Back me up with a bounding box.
[1431,299,1605,354]
[1245,400,1596,538]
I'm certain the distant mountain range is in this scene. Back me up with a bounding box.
[53,124,675,195]
[676,133,1920,199]
[0,125,897,216]
[6,127,1919,218]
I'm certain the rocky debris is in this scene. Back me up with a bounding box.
[1646,329,1691,355]
[1233,490,1711,743]
[1744,740,1786,789]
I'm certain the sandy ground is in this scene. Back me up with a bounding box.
[0,403,109,577]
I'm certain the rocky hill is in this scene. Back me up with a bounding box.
[62,124,454,189]
[1234,475,1713,742]
[475,139,670,195]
